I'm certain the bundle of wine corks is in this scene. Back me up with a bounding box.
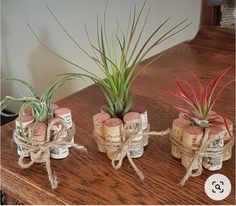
[93,105,149,160]
[13,104,86,189]
[14,104,77,159]
[170,112,234,185]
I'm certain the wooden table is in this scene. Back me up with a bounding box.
[1,27,235,204]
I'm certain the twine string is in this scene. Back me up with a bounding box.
[94,123,170,180]
[179,128,211,186]
[170,126,235,186]
[13,119,86,189]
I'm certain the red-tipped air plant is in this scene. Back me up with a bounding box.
[169,66,235,137]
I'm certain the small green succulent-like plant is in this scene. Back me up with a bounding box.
[1,75,77,129]
[27,1,191,118]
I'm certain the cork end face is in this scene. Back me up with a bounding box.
[18,115,34,123]
[173,118,191,128]
[93,112,111,123]
[24,106,33,116]
[54,108,71,116]
[28,122,47,135]
[184,125,203,135]
[123,112,141,122]
[104,118,122,127]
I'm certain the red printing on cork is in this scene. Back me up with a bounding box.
[104,118,122,127]
[93,112,111,123]
[185,125,203,135]
[123,112,141,122]
[54,108,71,116]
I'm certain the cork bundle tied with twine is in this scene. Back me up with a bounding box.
[170,118,234,186]
[13,118,87,189]
[95,122,170,180]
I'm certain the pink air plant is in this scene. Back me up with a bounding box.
[169,67,235,137]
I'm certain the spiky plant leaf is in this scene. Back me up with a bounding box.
[29,1,191,118]
[168,67,235,135]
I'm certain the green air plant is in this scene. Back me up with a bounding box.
[168,67,235,136]
[1,76,77,138]
[27,0,191,118]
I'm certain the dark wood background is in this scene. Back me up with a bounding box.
[1,26,235,204]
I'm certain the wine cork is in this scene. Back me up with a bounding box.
[123,112,142,141]
[131,105,149,146]
[203,126,225,171]
[28,122,47,142]
[93,112,111,136]
[50,146,69,159]
[48,117,65,139]
[181,125,203,169]
[124,112,144,158]
[221,118,233,142]
[54,107,73,148]
[15,115,34,157]
[93,112,111,153]
[131,105,148,130]
[171,118,191,159]
[104,118,123,160]
[223,146,232,161]
[54,108,72,129]
[15,115,34,135]
[104,118,123,142]
[129,146,144,158]
[222,119,233,161]
[48,117,70,159]
[28,122,47,162]
[211,117,234,161]
[23,106,33,116]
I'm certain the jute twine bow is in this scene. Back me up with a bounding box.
[170,127,235,186]
[13,118,87,189]
[94,123,170,180]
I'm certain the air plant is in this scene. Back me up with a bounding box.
[169,67,235,136]
[1,75,77,139]
[27,1,191,118]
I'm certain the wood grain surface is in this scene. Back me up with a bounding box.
[1,26,235,205]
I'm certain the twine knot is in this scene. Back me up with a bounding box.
[170,125,235,186]
[110,124,170,180]
[13,118,86,189]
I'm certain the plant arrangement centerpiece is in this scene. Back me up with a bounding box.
[1,76,86,189]
[168,67,235,186]
[27,1,190,179]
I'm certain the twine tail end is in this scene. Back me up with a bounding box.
[179,178,186,187]
[73,144,87,153]
[139,172,145,181]
[50,175,59,190]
